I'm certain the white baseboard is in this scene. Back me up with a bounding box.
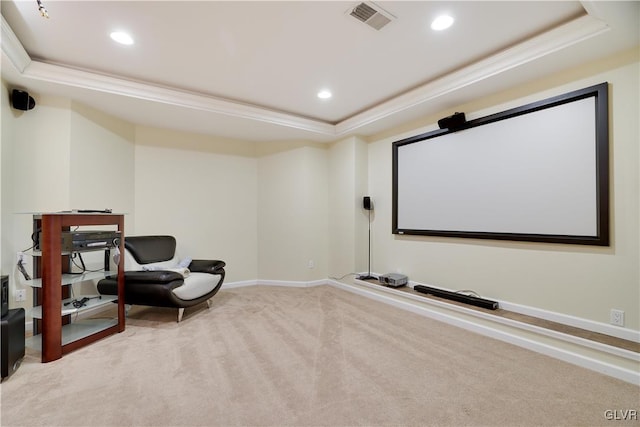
[226,275,639,343]
[497,299,640,343]
[222,280,258,289]
[225,276,638,385]
[257,279,326,288]
[334,278,639,386]
[224,279,326,289]
[400,278,639,344]
[353,271,639,343]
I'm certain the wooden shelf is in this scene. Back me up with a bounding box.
[32,213,125,362]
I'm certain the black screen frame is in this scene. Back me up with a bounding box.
[392,82,609,246]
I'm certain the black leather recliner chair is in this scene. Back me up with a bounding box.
[97,235,225,322]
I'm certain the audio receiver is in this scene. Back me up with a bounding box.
[36,230,121,252]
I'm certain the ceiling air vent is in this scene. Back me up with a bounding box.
[349,2,395,31]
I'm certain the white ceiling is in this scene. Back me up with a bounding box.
[1,1,639,143]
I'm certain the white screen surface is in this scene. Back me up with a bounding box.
[393,84,608,245]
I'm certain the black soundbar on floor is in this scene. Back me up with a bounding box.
[414,285,498,310]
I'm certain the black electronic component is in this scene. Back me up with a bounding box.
[363,196,373,210]
[1,308,25,380]
[437,112,466,130]
[76,209,112,213]
[414,285,498,310]
[64,296,101,308]
[11,89,35,111]
[1,276,8,318]
[35,230,121,252]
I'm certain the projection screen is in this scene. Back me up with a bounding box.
[392,83,609,246]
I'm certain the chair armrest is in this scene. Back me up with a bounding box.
[125,270,184,283]
[188,260,226,275]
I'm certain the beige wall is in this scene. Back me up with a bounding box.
[69,102,135,214]
[257,143,329,281]
[132,131,330,283]
[0,84,136,310]
[7,95,72,213]
[1,49,638,332]
[133,126,259,283]
[364,53,639,330]
[1,88,73,311]
[327,136,369,278]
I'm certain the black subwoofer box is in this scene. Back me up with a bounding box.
[1,275,8,317]
[1,308,25,380]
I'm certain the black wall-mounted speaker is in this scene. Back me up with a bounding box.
[1,276,8,318]
[11,89,35,111]
[438,112,466,130]
[363,196,373,210]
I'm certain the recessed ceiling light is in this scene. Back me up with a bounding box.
[317,90,332,99]
[431,14,454,31]
[110,31,134,45]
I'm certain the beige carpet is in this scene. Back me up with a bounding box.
[1,285,638,427]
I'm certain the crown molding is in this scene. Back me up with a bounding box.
[1,15,30,72]
[2,11,609,139]
[1,15,335,136]
[334,13,610,136]
[22,60,337,136]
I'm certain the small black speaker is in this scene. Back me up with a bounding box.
[438,112,466,130]
[1,308,25,380]
[11,89,36,111]
[1,276,8,318]
[363,196,373,210]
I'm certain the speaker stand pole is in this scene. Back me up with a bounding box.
[358,208,375,281]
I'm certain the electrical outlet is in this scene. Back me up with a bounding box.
[307,260,315,269]
[610,309,625,326]
[15,289,26,302]
[16,251,24,264]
